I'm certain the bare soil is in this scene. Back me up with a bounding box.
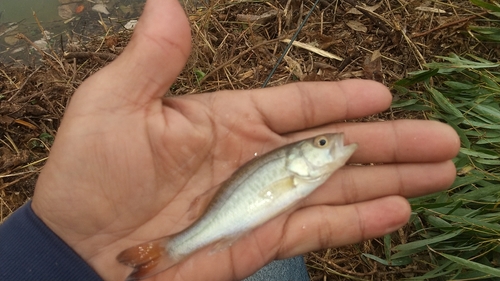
[1,1,498,280]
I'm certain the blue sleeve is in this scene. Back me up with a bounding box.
[0,201,103,281]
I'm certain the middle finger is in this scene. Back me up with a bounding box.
[304,160,456,207]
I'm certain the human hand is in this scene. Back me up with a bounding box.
[31,0,460,280]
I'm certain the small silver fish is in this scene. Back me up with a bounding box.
[117,133,358,280]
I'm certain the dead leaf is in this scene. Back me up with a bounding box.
[346,2,382,15]
[4,36,19,46]
[0,147,29,171]
[347,20,367,33]
[281,39,343,61]
[346,2,382,14]
[283,55,304,80]
[360,2,382,12]
[237,69,254,80]
[313,61,335,70]
[0,115,14,127]
[105,36,118,50]
[346,8,363,15]
[363,50,383,82]
[14,119,38,130]
[58,4,76,20]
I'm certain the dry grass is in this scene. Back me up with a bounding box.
[1,0,498,279]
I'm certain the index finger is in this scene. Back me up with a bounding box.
[251,80,392,134]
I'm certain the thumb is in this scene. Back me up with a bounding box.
[70,0,192,111]
[118,0,192,94]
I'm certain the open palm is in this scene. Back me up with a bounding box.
[31,0,459,280]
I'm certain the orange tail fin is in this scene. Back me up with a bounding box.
[117,237,178,280]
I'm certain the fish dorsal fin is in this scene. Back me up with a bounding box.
[187,184,221,221]
[258,176,295,200]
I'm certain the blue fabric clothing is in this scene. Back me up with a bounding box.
[0,201,309,281]
[0,202,102,281]
[243,256,310,281]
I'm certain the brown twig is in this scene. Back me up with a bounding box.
[236,10,278,24]
[310,252,378,277]
[0,171,38,191]
[64,52,117,61]
[15,33,61,73]
[32,11,58,60]
[8,66,42,102]
[411,11,489,38]
[199,37,283,84]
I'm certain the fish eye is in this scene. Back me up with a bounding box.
[314,136,328,147]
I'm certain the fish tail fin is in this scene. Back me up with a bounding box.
[117,237,178,281]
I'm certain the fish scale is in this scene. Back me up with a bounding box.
[169,153,290,258]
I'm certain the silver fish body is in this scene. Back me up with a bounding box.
[117,133,357,280]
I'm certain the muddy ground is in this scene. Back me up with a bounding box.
[1,0,498,280]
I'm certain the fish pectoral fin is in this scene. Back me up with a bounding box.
[258,176,296,199]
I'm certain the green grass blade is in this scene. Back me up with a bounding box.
[362,253,412,266]
[460,148,499,159]
[438,252,500,277]
[469,0,500,13]
[394,69,439,87]
[393,230,463,252]
[425,86,464,118]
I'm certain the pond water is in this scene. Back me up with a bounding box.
[0,0,146,65]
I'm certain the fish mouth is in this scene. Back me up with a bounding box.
[330,133,358,162]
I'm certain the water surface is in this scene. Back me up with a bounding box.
[0,0,145,65]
